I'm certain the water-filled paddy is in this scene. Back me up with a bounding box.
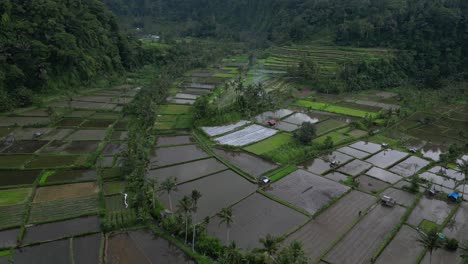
[365,149,408,168]
[337,146,370,159]
[349,141,382,154]
[0,116,50,127]
[107,229,194,264]
[22,216,100,244]
[13,239,70,264]
[282,113,319,125]
[355,175,390,193]
[0,228,19,248]
[365,167,402,184]
[407,197,453,226]
[156,135,193,146]
[147,158,227,183]
[150,144,209,168]
[302,158,332,175]
[102,142,127,155]
[265,169,349,214]
[56,118,84,128]
[62,141,100,154]
[214,149,276,177]
[80,119,114,128]
[207,193,308,249]
[73,234,102,264]
[380,188,416,207]
[375,225,423,264]
[158,170,256,220]
[202,120,251,137]
[390,156,430,177]
[337,159,372,176]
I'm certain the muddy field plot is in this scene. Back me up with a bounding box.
[407,197,454,226]
[107,229,193,264]
[28,196,99,224]
[419,172,456,189]
[390,156,430,177]
[365,167,402,184]
[45,169,98,184]
[33,182,98,203]
[284,190,376,262]
[349,141,382,154]
[13,238,70,264]
[337,159,372,176]
[0,228,19,248]
[0,116,50,127]
[325,171,348,182]
[0,154,34,168]
[101,142,127,155]
[39,129,74,140]
[0,170,40,187]
[65,129,107,141]
[22,216,100,244]
[265,169,349,215]
[321,151,354,164]
[337,146,370,159]
[324,204,406,264]
[56,117,85,128]
[81,119,115,129]
[26,155,86,169]
[147,158,227,183]
[275,121,299,132]
[202,120,251,136]
[420,248,461,264]
[375,225,423,264]
[150,144,209,168]
[156,135,193,146]
[365,149,408,168]
[355,175,390,193]
[1,140,49,154]
[215,124,278,146]
[208,193,308,249]
[214,149,276,177]
[73,234,102,264]
[380,188,416,207]
[158,170,256,220]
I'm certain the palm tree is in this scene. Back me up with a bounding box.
[191,189,202,251]
[259,234,280,263]
[457,160,468,198]
[221,241,243,264]
[417,228,442,264]
[177,195,192,244]
[148,178,157,209]
[217,207,234,243]
[460,240,467,261]
[161,177,178,211]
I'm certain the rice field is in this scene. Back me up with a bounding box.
[293,100,378,118]
[215,124,278,146]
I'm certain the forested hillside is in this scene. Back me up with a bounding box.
[0,0,145,111]
[107,0,468,86]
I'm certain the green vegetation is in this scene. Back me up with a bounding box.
[419,219,441,233]
[159,104,192,115]
[293,99,378,118]
[267,165,297,182]
[315,119,348,136]
[294,122,317,144]
[104,181,126,196]
[0,188,31,206]
[0,204,24,229]
[28,196,99,224]
[244,133,294,156]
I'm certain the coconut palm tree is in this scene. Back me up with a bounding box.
[191,189,202,251]
[457,160,468,198]
[259,234,280,263]
[417,228,442,264]
[217,207,234,243]
[220,241,243,264]
[177,195,192,244]
[161,177,178,211]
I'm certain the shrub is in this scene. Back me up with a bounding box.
[445,238,459,251]
[195,233,224,259]
[14,87,34,107]
[294,122,316,144]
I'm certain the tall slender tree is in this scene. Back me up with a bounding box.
[259,234,280,263]
[191,189,202,251]
[417,228,442,264]
[177,195,192,244]
[457,160,468,198]
[217,207,234,243]
[161,177,178,211]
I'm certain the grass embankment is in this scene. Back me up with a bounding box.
[293,99,378,118]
